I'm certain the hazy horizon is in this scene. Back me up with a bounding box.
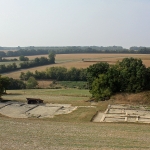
[0,0,150,48]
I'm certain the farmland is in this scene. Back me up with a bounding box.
[1,54,150,149]
[2,53,150,79]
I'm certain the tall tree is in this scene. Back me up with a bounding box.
[89,58,149,101]
[0,77,10,93]
[26,77,38,89]
[91,74,112,100]
[48,51,56,63]
[0,75,3,98]
[87,62,109,90]
[119,58,147,92]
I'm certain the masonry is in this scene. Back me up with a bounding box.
[93,104,150,123]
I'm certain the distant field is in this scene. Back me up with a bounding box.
[2,53,150,79]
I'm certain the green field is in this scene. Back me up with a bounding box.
[2,89,91,106]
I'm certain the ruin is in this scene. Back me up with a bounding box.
[93,104,150,123]
[0,101,77,118]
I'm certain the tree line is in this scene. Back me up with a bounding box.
[20,67,87,81]
[0,76,25,98]
[0,52,55,73]
[0,76,38,98]
[1,46,150,58]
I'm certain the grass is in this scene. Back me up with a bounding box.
[2,89,92,106]
[57,81,88,89]
[0,117,150,150]
[1,89,150,149]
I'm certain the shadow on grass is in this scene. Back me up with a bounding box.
[0,98,21,103]
[0,99,12,103]
[4,93,22,96]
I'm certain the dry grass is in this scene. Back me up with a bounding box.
[1,89,150,149]
[2,89,92,106]
[2,53,150,79]
[37,80,53,88]
[111,91,150,105]
[0,115,150,150]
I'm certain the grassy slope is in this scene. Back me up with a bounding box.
[1,89,150,149]
[0,117,150,150]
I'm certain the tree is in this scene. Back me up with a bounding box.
[46,66,67,80]
[0,77,10,93]
[48,51,56,63]
[67,67,80,81]
[39,57,49,65]
[0,75,3,98]
[26,77,38,89]
[19,55,29,61]
[0,76,10,98]
[90,74,112,100]
[34,70,47,79]
[87,62,109,90]
[0,56,2,62]
[12,63,17,69]
[20,71,34,81]
[89,58,149,101]
[0,64,7,73]
[118,58,147,92]
[7,78,26,90]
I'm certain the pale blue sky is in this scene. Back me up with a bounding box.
[0,0,150,48]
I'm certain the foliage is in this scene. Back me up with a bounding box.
[48,51,56,63]
[87,62,109,90]
[0,53,56,73]
[46,66,67,80]
[7,78,26,89]
[118,58,147,92]
[57,81,88,89]
[0,63,18,73]
[91,74,112,100]
[19,54,55,69]
[88,58,150,101]
[26,77,38,89]
[0,76,3,97]
[0,76,11,97]
[20,67,87,81]
[0,77,25,97]
[19,55,29,61]
[1,46,150,58]
[0,76,10,93]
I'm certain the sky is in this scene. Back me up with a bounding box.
[0,0,150,48]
